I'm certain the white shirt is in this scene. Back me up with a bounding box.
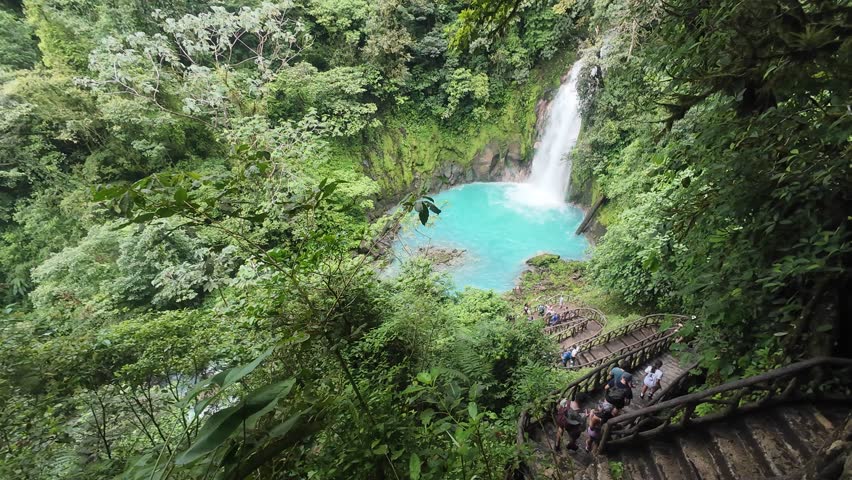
[644,366,663,387]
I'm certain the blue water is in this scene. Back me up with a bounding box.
[390,182,589,291]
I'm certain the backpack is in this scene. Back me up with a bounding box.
[606,383,630,402]
[556,406,584,432]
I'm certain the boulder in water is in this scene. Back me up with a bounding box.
[417,246,466,268]
[526,253,561,267]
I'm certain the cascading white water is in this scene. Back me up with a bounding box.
[388,63,590,290]
[509,62,583,209]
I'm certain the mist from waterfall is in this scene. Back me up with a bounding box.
[509,61,583,209]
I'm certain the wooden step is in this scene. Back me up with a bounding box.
[647,439,693,479]
[740,412,807,476]
[812,402,849,429]
[677,429,736,480]
[706,421,771,479]
[614,446,663,480]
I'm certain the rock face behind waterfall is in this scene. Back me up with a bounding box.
[368,61,573,214]
[436,140,527,186]
[438,83,562,187]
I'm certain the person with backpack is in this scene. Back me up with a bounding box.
[604,372,633,414]
[550,312,560,325]
[640,360,664,400]
[561,346,580,367]
[555,399,584,451]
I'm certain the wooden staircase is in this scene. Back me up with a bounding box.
[546,308,607,346]
[517,325,689,478]
[516,354,852,480]
[589,402,849,480]
[563,314,687,370]
[570,325,659,367]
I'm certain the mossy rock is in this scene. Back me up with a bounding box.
[526,253,560,267]
[417,246,466,267]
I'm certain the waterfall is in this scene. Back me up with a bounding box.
[511,62,583,209]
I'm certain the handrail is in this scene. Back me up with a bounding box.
[565,313,686,354]
[543,307,605,331]
[543,312,585,336]
[596,357,852,454]
[545,307,607,339]
[560,329,682,399]
[569,326,675,370]
[648,359,701,406]
[516,329,685,450]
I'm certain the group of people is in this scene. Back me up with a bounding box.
[553,360,665,452]
[523,295,567,325]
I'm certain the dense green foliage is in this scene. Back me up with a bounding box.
[0,0,586,478]
[571,0,850,376]
[1,0,848,478]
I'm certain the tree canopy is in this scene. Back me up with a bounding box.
[1,0,848,478]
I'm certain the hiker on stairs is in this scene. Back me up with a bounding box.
[554,399,584,451]
[640,360,664,401]
[604,372,633,415]
[608,362,626,384]
[561,346,579,367]
[585,404,611,452]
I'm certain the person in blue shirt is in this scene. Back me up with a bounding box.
[561,346,579,367]
[610,366,624,383]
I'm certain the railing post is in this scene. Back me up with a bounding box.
[680,403,695,427]
[780,376,799,400]
[725,389,745,415]
[596,423,611,455]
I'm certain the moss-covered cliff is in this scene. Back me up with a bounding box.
[330,51,576,200]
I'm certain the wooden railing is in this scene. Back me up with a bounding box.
[565,314,687,364]
[596,357,852,454]
[543,311,584,336]
[516,330,685,448]
[648,359,701,406]
[545,307,607,340]
[571,328,673,370]
[561,330,682,400]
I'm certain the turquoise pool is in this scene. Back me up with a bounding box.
[389,182,589,291]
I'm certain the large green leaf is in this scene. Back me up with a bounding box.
[243,379,297,426]
[176,378,296,465]
[268,410,306,438]
[180,345,276,408]
[216,345,277,388]
[176,405,244,465]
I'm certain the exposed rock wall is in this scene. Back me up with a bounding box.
[437,139,528,187]
[436,88,559,188]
